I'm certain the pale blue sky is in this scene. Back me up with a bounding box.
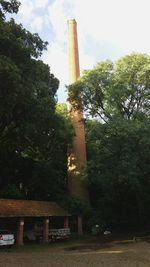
[10,0,150,102]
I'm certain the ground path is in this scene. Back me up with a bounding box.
[0,237,150,267]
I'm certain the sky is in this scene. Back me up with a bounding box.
[11,0,150,102]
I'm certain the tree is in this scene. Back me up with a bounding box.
[0,1,72,201]
[86,119,150,228]
[69,53,150,122]
[70,53,150,229]
[0,0,20,19]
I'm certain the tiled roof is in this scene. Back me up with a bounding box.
[0,199,69,217]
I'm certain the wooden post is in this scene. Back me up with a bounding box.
[64,216,69,228]
[16,218,24,245]
[77,215,83,236]
[43,217,49,243]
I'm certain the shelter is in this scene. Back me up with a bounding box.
[0,199,69,245]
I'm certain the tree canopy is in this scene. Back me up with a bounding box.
[0,0,72,201]
[70,53,150,229]
[86,118,150,228]
[0,0,20,18]
[69,53,150,122]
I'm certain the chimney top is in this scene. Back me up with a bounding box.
[67,19,76,24]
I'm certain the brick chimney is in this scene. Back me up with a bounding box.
[67,19,89,202]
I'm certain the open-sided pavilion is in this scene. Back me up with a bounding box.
[0,199,71,245]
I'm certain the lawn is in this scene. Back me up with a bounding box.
[0,235,150,267]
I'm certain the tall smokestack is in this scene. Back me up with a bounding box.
[68,19,80,83]
[67,19,89,202]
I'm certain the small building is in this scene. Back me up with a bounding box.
[0,199,70,245]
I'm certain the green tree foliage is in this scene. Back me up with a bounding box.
[0,1,72,201]
[0,0,20,18]
[56,103,74,142]
[70,53,150,229]
[69,53,150,122]
[86,119,150,228]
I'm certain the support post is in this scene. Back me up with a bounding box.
[43,217,49,243]
[64,216,69,228]
[16,218,24,245]
[77,214,83,236]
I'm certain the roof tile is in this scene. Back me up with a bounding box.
[0,199,69,217]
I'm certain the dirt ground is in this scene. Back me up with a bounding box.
[0,238,150,267]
